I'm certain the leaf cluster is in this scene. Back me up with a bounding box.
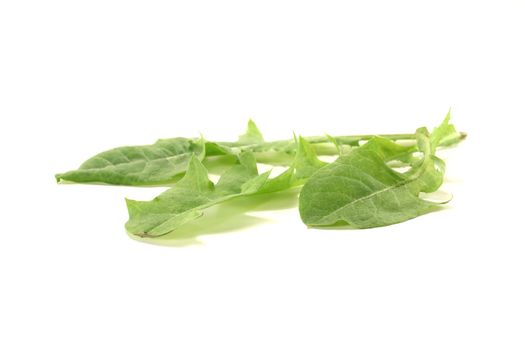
[56,112,464,240]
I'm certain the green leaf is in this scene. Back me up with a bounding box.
[238,119,264,144]
[293,136,327,180]
[203,120,265,157]
[256,135,327,194]
[126,136,325,237]
[298,129,445,228]
[204,141,239,156]
[430,110,464,150]
[56,137,205,186]
[125,152,270,237]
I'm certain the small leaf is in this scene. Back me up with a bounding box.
[293,136,327,180]
[324,133,342,155]
[238,119,264,144]
[430,110,464,150]
[204,120,265,156]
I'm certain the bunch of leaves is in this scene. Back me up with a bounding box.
[56,112,465,240]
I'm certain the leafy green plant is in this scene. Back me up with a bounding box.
[56,112,465,240]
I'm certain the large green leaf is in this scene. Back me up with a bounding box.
[125,152,272,237]
[298,129,445,228]
[56,137,205,185]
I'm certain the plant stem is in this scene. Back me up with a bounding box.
[215,131,466,164]
[218,133,417,154]
[306,133,417,144]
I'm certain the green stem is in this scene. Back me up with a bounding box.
[306,133,417,144]
[218,133,417,153]
[214,132,466,164]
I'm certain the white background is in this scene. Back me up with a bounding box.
[1,1,524,349]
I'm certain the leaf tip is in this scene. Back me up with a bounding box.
[238,119,264,143]
[247,118,261,133]
[125,197,144,216]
